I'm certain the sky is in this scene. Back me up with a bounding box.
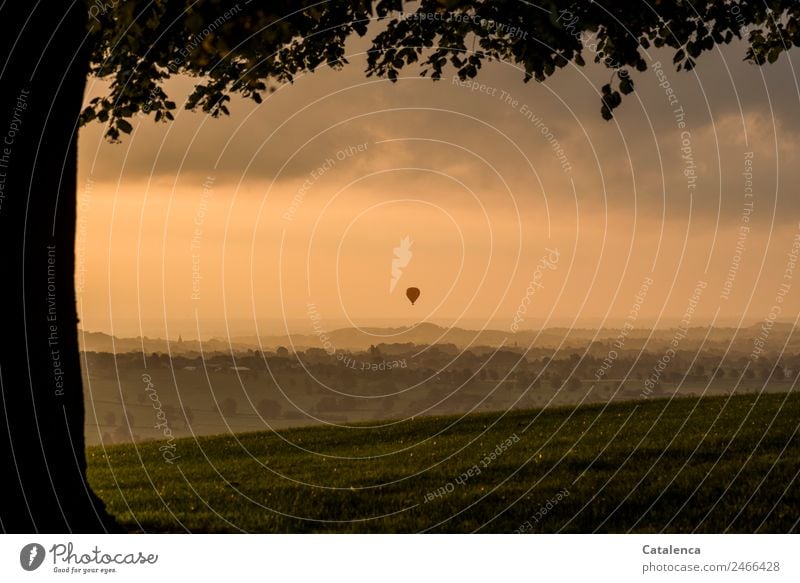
[76,30,800,340]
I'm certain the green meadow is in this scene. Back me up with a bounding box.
[88,392,799,533]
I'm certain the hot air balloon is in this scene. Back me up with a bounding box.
[406,287,420,305]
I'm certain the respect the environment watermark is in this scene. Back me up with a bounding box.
[46,245,65,397]
[452,75,573,173]
[720,152,754,301]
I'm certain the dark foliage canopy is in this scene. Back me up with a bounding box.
[81,0,800,140]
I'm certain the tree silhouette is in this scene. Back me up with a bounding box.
[220,397,239,417]
[257,398,281,418]
[566,377,582,391]
[1,0,798,532]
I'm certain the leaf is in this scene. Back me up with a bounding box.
[117,118,133,134]
[80,106,97,122]
[767,47,780,63]
[619,77,634,95]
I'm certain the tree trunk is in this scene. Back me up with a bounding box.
[0,2,120,532]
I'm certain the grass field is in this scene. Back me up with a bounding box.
[87,392,799,533]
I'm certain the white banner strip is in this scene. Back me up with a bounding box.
[1,534,796,582]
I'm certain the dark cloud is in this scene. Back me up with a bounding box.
[79,40,800,226]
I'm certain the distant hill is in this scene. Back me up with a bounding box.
[79,321,800,356]
[78,330,253,354]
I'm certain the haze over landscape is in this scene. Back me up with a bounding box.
[76,37,800,341]
[74,35,800,458]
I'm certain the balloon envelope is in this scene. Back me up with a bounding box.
[406,287,420,305]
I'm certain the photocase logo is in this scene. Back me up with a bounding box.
[390,236,413,292]
[20,543,46,571]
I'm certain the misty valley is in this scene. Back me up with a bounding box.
[80,323,798,447]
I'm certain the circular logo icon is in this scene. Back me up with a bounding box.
[20,543,46,571]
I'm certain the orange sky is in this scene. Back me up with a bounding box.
[76,39,800,339]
